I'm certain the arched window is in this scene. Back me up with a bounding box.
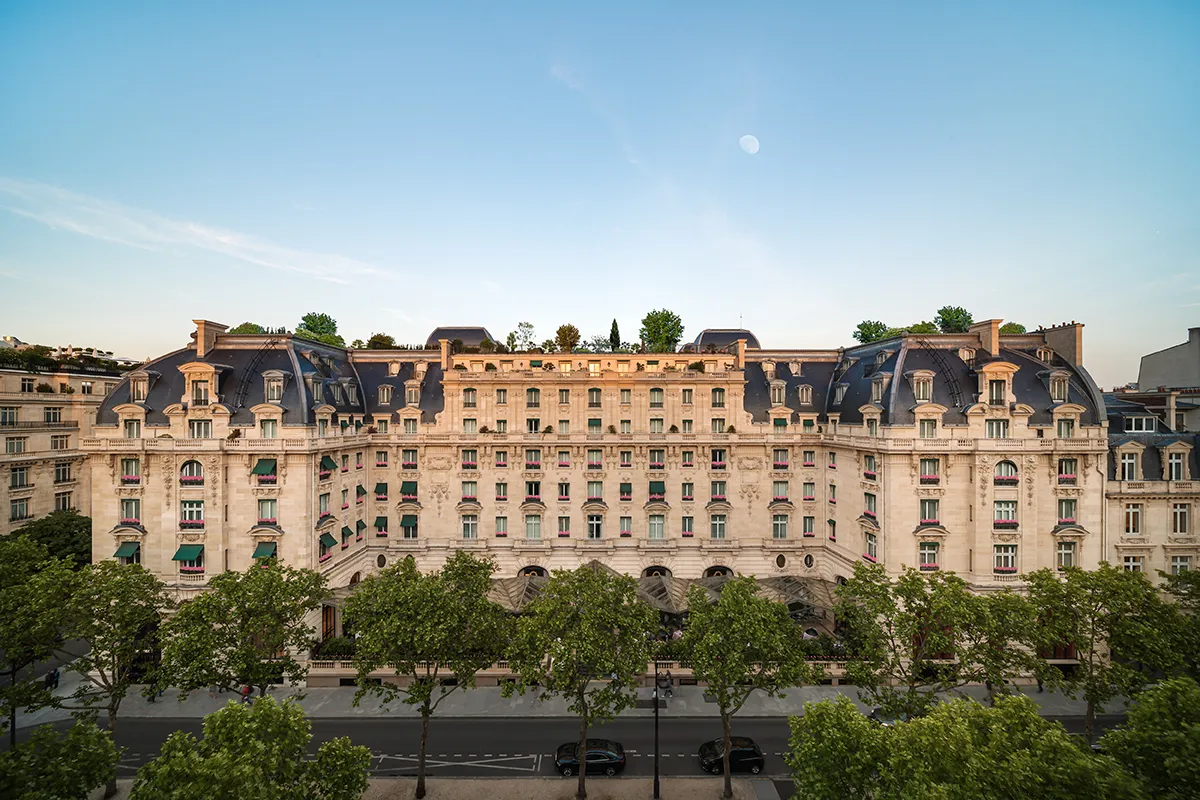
[180,460,204,485]
[704,565,732,578]
[642,566,671,578]
[798,385,813,405]
[994,460,1018,477]
[520,565,547,578]
[349,572,361,586]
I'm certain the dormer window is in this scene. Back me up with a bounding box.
[191,380,209,406]
[1050,375,1068,403]
[266,379,283,403]
[798,385,812,405]
[875,351,887,368]
[958,348,976,366]
[988,380,1006,406]
[407,385,420,405]
[131,379,147,402]
[871,379,884,404]
[378,385,392,404]
[347,384,358,405]
[770,383,786,406]
[914,378,932,403]
[330,384,343,404]
[388,361,401,376]
[834,385,847,405]
[1119,452,1138,481]
[1124,416,1156,432]
[1037,347,1053,363]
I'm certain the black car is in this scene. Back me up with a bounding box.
[554,739,626,777]
[698,737,765,774]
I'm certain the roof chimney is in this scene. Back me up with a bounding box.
[192,320,229,359]
[968,319,1002,358]
[439,338,450,370]
[1043,322,1084,366]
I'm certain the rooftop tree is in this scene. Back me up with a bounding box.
[158,562,328,699]
[999,322,1027,334]
[852,320,889,344]
[503,565,655,800]
[684,577,819,798]
[933,306,974,333]
[514,321,536,351]
[366,332,396,349]
[639,309,685,352]
[609,319,621,352]
[555,324,581,353]
[294,312,346,347]
[344,552,510,798]
[228,322,266,334]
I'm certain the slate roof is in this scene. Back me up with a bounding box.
[1106,432,1199,482]
[692,329,761,351]
[742,360,836,423]
[424,327,495,348]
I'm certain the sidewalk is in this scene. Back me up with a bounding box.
[22,673,1112,725]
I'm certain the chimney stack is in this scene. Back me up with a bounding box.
[192,320,229,359]
[968,319,1002,358]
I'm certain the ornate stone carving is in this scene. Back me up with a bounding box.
[916,488,945,497]
[427,456,453,471]
[739,484,760,503]
[116,487,143,497]
[737,456,762,471]
[993,532,1020,543]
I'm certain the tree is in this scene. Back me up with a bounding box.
[555,324,581,353]
[609,319,621,352]
[479,338,495,353]
[503,565,655,800]
[34,562,169,798]
[835,564,1003,719]
[515,321,535,351]
[366,332,396,349]
[933,306,974,333]
[228,322,266,335]
[787,695,1140,800]
[159,562,327,699]
[344,552,509,798]
[956,589,1044,705]
[539,338,557,353]
[0,537,73,748]
[294,312,345,347]
[852,320,889,344]
[1102,676,1200,799]
[639,309,685,352]
[1162,569,1200,675]
[349,339,364,349]
[1027,564,1174,742]
[0,721,119,800]
[999,322,1026,334]
[505,331,518,352]
[684,577,818,798]
[15,511,93,570]
[129,696,369,800]
[584,334,610,353]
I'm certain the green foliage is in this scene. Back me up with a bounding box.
[515,321,535,351]
[555,324,581,352]
[852,320,890,344]
[295,312,345,347]
[505,331,518,352]
[0,721,119,800]
[905,320,940,335]
[349,339,365,349]
[584,334,611,352]
[366,332,396,349]
[229,322,265,335]
[685,577,818,797]
[999,322,1027,334]
[609,319,621,352]
[788,695,1140,800]
[1027,564,1174,741]
[1102,676,1200,799]
[934,306,974,333]
[539,338,557,352]
[159,562,327,696]
[130,696,369,800]
[15,510,92,570]
[479,338,496,353]
[344,552,509,797]
[504,565,655,799]
[639,309,685,352]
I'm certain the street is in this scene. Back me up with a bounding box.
[91,714,1126,780]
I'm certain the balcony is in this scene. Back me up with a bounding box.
[462,462,478,470]
[620,462,632,469]
[863,470,877,480]
[557,461,570,468]
[180,476,205,486]
[586,496,603,503]
[710,495,726,501]
[341,503,350,510]
[557,496,570,502]
[994,476,1019,486]
[256,518,278,526]
[402,494,418,502]
[682,495,694,502]
[587,462,602,470]
[802,496,816,502]
[711,461,726,469]
[1057,517,1076,525]
[525,462,541,470]
[0,420,79,430]
[495,461,508,468]
[319,553,332,563]
[863,510,876,519]
[402,462,418,469]
[179,520,205,530]
[919,563,939,571]
[257,475,276,485]
[1057,475,1077,485]
[772,496,789,503]
[993,566,1018,574]
[375,495,387,501]
[802,462,815,467]
[495,495,507,501]
[376,462,388,467]
[524,495,541,502]
[119,517,141,526]
[318,512,333,523]
[774,462,789,470]
[650,462,665,470]
[319,471,332,480]
[648,493,665,501]
[919,476,940,485]
[993,520,1019,530]
[919,518,940,527]
[120,475,141,485]
[862,553,877,563]
[620,494,632,502]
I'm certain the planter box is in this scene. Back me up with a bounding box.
[257,518,277,525]
[993,477,1019,485]
[993,520,1019,529]
[919,476,940,485]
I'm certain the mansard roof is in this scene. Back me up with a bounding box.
[424,327,495,348]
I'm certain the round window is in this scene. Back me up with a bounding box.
[804,554,815,569]
[376,554,387,569]
[775,554,787,569]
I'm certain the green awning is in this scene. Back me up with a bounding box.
[374,516,388,529]
[252,542,277,559]
[529,359,542,367]
[319,532,338,548]
[649,481,666,494]
[354,420,363,429]
[172,544,203,562]
[356,519,367,531]
[646,360,659,365]
[251,458,277,475]
[400,514,418,528]
[620,483,632,493]
[341,526,353,539]
[774,418,788,428]
[320,456,338,470]
[374,483,387,495]
[340,420,349,429]
[356,485,367,497]
[401,481,417,495]
[113,542,140,559]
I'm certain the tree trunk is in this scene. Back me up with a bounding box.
[576,701,589,800]
[416,706,431,799]
[1084,698,1095,744]
[104,707,118,798]
[721,710,733,800]
[8,667,16,749]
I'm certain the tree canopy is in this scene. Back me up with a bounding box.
[513,321,535,351]
[1101,676,1200,799]
[294,313,345,347]
[229,322,266,335]
[159,562,327,697]
[852,321,889,344]
[555,324,581,353]
[15,510,92,570]
[999,322,1027,334]
[0,721,119,800]
[129,696,370,800]
[366,332,395,349]
[639,309,685,352]
[933,305,974,333]
[609,319,621,352]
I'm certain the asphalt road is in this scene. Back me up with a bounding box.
[96,714,1126,780]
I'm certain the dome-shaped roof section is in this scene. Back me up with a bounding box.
[424,327,496,348]
[692,329,760,351]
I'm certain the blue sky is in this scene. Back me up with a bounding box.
[1,1,1196,387]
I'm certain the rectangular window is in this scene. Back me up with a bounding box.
[525,481,541,500]
[260,419,277,439]
[711,448,726,468]
[621,516,633,536]
[682,389,693,405]
[461,481,477,500]
[120,497,140,523]
[828,519,836,540]
[1058,458,1077,481]
[54,491,72,512]
[10,498,30,521]
[649,449,665,469]
[319,419,328,437]
[918,420,936,439]
[871,382,882,404]
[0,407,16,425]
[4,436,24,454]
[526,449,541,468]
[711,417,726,434]
[864,492,876,515]
[803,481,815,500]
[51,434,69,450]
[558,389,570,405]
[463,388,477,408]
[587,481,603,500]
[376,450,389,466]
[1058,498,1077,523]
[495,388,507,405]
[587,514,602,539]
[988,380,1006,405]
[319,494,329,514]
[1171,555,1191,575]
[463,418,478,434]
[914,379,932,402]
[54,462,71,483]
[124,420,141,439]
[1056,541,1076,570]
[802,516,815,536]
[620,482,632,501]
[464,449,481,468]
[620,389,631,404]
[378,384,392,405]
[829,483,837,502]
[649,388,664,408]
[774,449,789,468]
[710,514,726,539]
[10,466,29,488]
[556,515,570,536]
[994,501,1017,522]
[773,480,789,501]
[587,448,602,468]
[1173,503,1190,535]
[526,417,541,434]
[588,418,602,434]
[920,498,939,523]
[1169,453,1185,481]
[636,514,658,539]
[20,377,34,393]
[1124,504,1142,535]
[865,532,878,560]
[1120,453,1137,481]
[681,481,694,500]
[588,388,602,407]
[403,449,419,468]
[649,417,663,434]
[802,450,815,466]
[828,452,837,469]
[120,457,140,479]
[495,516,508,536]
[867,419,878,437]
[711,388,725,408]
[258,498,278,522]
[495,482,508,500]
[524,514,541,540]
[1124,416,1156,432]
[493,449,508,468]
[711,480,727,500]
[462,515,478,539]
[556,419,569,435]
[526,388,540,408]
[919,541,939,568]
[985,420,1009,439]
[1057,419,1074,439]
[772,514,788,539]
[188,420,212,439]
[181,499,205,522]
[43,407,62,424]
[557,482,570,501]
[1123,555,1144,573]
[993,544,1017,572]
[620,419,631,434]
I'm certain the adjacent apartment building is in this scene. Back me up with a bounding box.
[82,318,1146,609]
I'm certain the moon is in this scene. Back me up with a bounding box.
[738,134,760,155]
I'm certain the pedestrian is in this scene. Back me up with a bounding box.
[1037,676,1044,693]
[663,670,674,698]
[241,684,252,704]
[43,671,54,692]
[208,684,218,700]
[52,668,60,690]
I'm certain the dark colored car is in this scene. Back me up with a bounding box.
[554,739,626,777]
[698,737,765,774]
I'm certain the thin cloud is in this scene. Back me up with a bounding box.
[548,62,643,171]
[0,178,394,285]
